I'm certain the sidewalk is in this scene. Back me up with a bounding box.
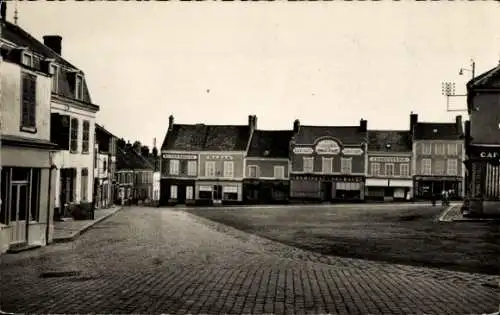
[52,206,122,243]
[439,202,500,222]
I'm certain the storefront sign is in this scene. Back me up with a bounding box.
[315,139,341,155]
[163,154,197,160]
[342,148,364,156]
[199,185,213,191]
[480,152,500,159]
[291,174,364,183]
[206,155,234,161]
[293,147,314,154]
[369,156,410,163]
[223,186,238,193]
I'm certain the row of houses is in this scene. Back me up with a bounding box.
[160,113,465,205]
[0,6,160,254]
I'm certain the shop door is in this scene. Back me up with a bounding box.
[177,185,186,204]
[321,182,332,201]
[213,185,223,202]
[9,183,29,245]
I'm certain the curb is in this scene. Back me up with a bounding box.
[437,205,460,222]
[52,207,123,243]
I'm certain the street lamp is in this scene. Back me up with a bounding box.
[441,59,475,112]
[459,59,475,79]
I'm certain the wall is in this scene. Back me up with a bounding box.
[198,152,245,180]
[470,93,500,144]
[51,102,96,207]
[0,61,52,141]
[291,152,365,174]
[245,158,290,178]
[161,152,199,178]
[414,141,464,176]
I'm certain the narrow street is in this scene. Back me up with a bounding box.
[1,207,498,314]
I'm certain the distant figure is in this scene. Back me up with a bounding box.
[442,190,450,206]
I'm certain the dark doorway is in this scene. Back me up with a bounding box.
[321,182,332,201]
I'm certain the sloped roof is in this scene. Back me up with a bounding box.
[293,125,366,145]
[467,64,500,90]
[1,21,93,105]
[368,130,411,152]
[116,147,154,170]
[247,130,294,158]
[95,123,117,138]
[414,123,462,140]
[161,124,251,152]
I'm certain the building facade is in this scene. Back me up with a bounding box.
[94,124,117,209]
[0,13,58,252]
[289,119,368,202]
[160,115,255,206]
[464,63,500,212]
[243,130,293,204]
[411,113,465,200]
[366,130,413,201]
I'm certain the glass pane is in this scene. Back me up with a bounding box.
[30,170,40,221]
[1,168,9,224]
[11,168,30,181]
[19,185,28,221]
[10,186,18,221]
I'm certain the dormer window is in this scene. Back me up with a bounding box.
[21,52,33,67]
[75,74,83,100]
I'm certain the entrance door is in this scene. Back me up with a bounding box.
[10,183,29,245]
[213,185,223,202]
[321,182,332,201]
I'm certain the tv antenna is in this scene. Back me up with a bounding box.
[441,59,475,112]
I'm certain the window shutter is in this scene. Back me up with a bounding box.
[60,115,71,150]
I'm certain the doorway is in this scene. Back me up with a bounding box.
[321,182,332,201]
[9,182,29,245]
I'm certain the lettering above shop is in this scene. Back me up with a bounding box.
[292,174,364,183]
[480,152,500,159]
[342,148,364,156]
[163,154,197,160]
[369,156,410,163]
[293,147,314,154]
[206,154,234,161]
[315,139,341,155]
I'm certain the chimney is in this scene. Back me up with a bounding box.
[293,119,300,133]
[456,115,463,136]
[43,35,62,55]
[0,1,6,21]
[168,115,174,131]
[248,115,257,130]
[410,112,418,133]
[253,115,257,130]
[359,118,367,132]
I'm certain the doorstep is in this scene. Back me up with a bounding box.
[6,244,42,254]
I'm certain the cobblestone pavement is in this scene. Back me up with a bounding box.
[0,207,498,314]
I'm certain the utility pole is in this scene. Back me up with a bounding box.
[442,59,475,112]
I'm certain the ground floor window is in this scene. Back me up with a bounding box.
[186,186,194,200]
[0,167,41,225]
[199,190,212,199]
[170,185,178,199]
[223,186,238,201]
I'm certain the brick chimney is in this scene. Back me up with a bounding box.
[410,112,418,133]
[359,118,367,132]
[168,115,174,131]
[293,119,300,133]
[43,35,62,55]
[248,115,257,131]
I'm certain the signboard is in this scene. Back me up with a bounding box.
[480,152,500,159]
[342,148,364,156]
[206,155,234,161]
[315,139,341,155]
[163,154,197,160]
[291,174,364,183]
[199,185,213,191]
[293,147,314,154]
[369,156,410,163]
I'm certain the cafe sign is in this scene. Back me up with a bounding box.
[315,139,341,155]
[369,156,410,163]
[480,152,500,159]
[163,154,197,160]
[293,147,314,154]
[206,154,234,161]
[342,148,364,156]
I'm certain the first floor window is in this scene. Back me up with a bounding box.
[82,120,90,153]
[247,165,258,178]
[422,143,432,155]
[186,186,194,200]
[435,160,445,175]
[447,143,458,156]
[340,158,352,174]
[322,157,333,174]
[21,72,37,130]
[447,159,458,175]
[421,159,432,175]
[370,162,380,176]
[400,163,409,177]
[303,157,314,173]
[170,185,178,199]
[205,161,216,177]
[187,161,197,176]
[81,168,88,201]
[274,166,285,179]
[70,117,79,153]
[385,163,394,176]
[223,161,234,178]
[169,160,180,175]
[434,143,445,155]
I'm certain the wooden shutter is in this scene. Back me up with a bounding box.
[21,72,37,128]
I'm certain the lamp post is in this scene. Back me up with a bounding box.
[441,59,475,112]
[386,143,392,201]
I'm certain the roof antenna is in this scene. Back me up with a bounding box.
[14,0,18,25]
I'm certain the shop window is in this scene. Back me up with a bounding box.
[199,190,212,199]
[186,186,194,200]
[170,185,178,199]
[223,192,238,200]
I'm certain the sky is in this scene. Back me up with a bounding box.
[5,1,500,149]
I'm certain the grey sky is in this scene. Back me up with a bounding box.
[6,1,500,149]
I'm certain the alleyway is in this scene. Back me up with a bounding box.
[0,207,498,314]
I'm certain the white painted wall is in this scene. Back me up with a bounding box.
[51,102,96,207]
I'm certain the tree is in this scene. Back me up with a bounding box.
[116,138,126,149]
[141,145,150,157]
[132,141,142,152]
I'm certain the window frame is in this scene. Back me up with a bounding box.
[385,163,395,176]
[400,163,409,177]
[370,162,380,176]
[446,159,458,176]
[303,157,314,173]
[205,161,216,177]
[20,71,37,133]
[187,161,197,176]
[447,143,458,156]
[50,63,59,93]
[421,158,432,175]
[422,143,432,155]
[169,159,180,175]
[340,157,352,174]
[75,74,84,100]
[274,165,285,179]
[82,120,90,154]
[21,52,34,68]
[435,143,445,155]
[247,165,258,178]
[223,161,234,178]
[70,117,79,153]
[435,160,445,175]
[170,185,178,199]
[322,157,333,174]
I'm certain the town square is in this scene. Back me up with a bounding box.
[1,1,500,314]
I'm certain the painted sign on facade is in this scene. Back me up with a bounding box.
[315,139,341,155]
[162,154,197,160]
[342,148,364,156]
[206,155,234,161]
[369,156,410,163]
[480,152,500,159]
[293,147,314,154]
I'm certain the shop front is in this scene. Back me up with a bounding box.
[465,145,500,204]
[413,176,463,200]
[243,179,290,204]
[290,174,365,202]
[365,178,413,201]
[160,178,196,206]
[196,181,243,205]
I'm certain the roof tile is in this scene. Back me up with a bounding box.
[247,130,294,158]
